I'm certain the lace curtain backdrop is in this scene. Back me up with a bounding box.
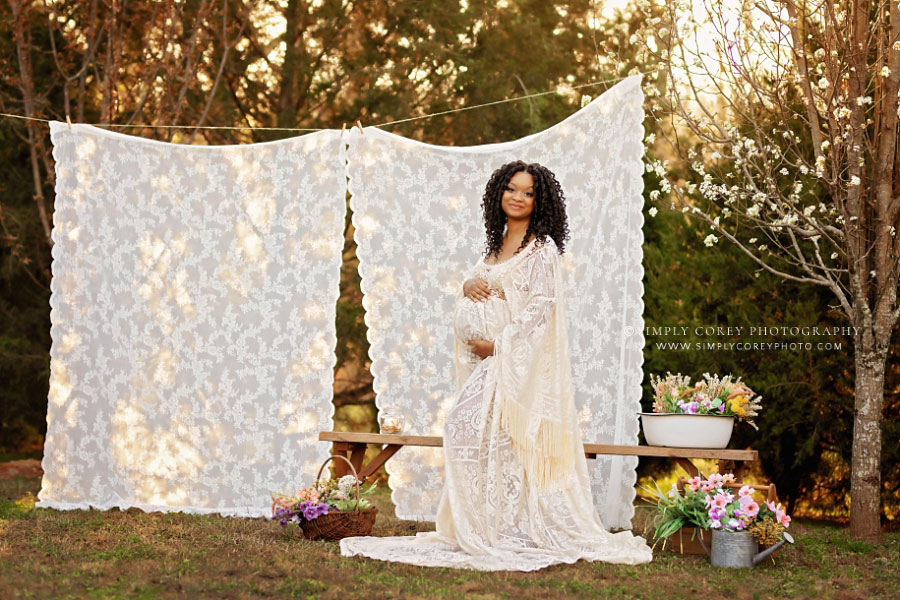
[39,123,347,517]
[346,73,647,530]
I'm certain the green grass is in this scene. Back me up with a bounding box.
[1,475,897,599]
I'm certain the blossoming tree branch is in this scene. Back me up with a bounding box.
[634,0,898,542]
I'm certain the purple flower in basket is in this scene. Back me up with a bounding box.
[300,501,330,521]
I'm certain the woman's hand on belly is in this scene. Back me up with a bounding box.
[463,277,492,302]
[465,339,495,359]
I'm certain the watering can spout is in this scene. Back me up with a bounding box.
[752,531,795,565]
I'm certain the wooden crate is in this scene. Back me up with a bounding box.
[660,526,711,555]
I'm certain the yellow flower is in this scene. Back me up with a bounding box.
[726,396,749,418]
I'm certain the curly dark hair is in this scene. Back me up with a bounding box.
[479,160,570,258]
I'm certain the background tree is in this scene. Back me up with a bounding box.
[634,0,899,541]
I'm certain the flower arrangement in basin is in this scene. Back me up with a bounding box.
[639,371,763,448]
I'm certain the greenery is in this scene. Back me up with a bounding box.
[2,474,898,599]
[641,478,710,541]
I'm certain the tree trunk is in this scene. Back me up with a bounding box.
[850,337,886,542]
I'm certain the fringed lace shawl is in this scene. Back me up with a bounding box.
[457,236,579,490]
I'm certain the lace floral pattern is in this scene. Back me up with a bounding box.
[346,74,646,529]
[39,123,347,517]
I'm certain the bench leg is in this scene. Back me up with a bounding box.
[330,442,367,477]
[331,442,351,476]
[674,457,700,479]
[717,459,745,483]
[348,442,367,476]
[357,444,402,481]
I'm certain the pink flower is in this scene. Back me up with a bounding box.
[708,507,723,520]
[738,485,753,498]
[711,494,730,509]
[687,476,702,492]
[700,481,714,492]
[723,473,736,483]
[739,494,755,508]
[742,501,760,518]
[727,518,741,530]
[765,500,790,527]
[710,519,722,529]
[708,473,725,488]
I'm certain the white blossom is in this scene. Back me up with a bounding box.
[817,77,830,89]
[749,237,757,243]
[338,474,358,494]
[649,206,658,217]
[747,204,761,217]
[881,66,891,77]
[830,252,838,259]
[704,234,718,247]
[850,175,861,186]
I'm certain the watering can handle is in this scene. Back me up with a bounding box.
[752,531,795,565]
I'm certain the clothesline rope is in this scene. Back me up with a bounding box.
[0,74,638,133]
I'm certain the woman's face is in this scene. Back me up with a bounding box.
[501,170,535,221]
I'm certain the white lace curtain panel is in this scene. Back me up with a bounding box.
[347,74,646,530]
[38,73,646,525]
[38,125,347,517]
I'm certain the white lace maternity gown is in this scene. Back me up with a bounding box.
[339,237,653,571]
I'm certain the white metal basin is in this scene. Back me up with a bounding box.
[638,413,735,448]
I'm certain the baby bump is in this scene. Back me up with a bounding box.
[453,295,511,343]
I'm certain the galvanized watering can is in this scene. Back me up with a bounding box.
[698,529,795,567]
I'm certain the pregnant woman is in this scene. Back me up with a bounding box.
[340,160,653,571]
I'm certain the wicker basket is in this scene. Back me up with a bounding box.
[299,454,378,541]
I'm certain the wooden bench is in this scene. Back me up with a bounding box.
[319,431,758,482]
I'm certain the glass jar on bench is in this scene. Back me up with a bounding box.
[378,406,405,434]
